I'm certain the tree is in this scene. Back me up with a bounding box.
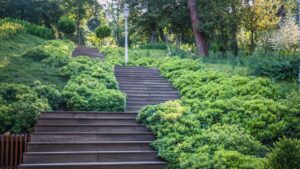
[0,0,63,28]
[243,0,281,53]
[187,0,208,56]
[95,25,111,39]
[61,0,98,46]
[58,17,76,37]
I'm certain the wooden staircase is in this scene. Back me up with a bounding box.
[19,66,179,169]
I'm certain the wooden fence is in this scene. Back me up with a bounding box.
[0,134,31,169]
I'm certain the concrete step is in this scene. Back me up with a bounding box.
[34,124,149,132]
[40,112,137,118]
[19,161,167,169]
[27,141,153,152]
[24,151,160,163]
[37,117,137,125]
[31,132,154,142]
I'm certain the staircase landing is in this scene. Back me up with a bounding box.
[19,66,179,169]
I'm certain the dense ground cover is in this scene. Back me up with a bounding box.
[0,20,126,134]
[103,47,300,169]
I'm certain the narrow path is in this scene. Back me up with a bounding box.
[72,47,104,59]
[19,66,179,169]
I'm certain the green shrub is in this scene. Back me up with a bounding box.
[23,48,51,61]
[63,74,125,111]
[213,150,265,169]
[95,25,111,39]
[250,56,300,80]
[266,137,300,169]
[140,43,168,50]
[283,91,300,138]
[0,83,50,133]
[41,40,75,66]
[58,17,76,34]
[0,18,54,39]
[138,101,267,169]
[61,56,118,89]
[32,81,62,109]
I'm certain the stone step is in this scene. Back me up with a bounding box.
[23,151,160,163]
[40,112,137,118]
[19,161,167,169]
[34,124,149,132]
[37,117,137,125]
[31,132,154,142]
[27,141,153,152]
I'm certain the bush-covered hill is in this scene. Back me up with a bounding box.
[103,47,300,169]
[0,20,125,134]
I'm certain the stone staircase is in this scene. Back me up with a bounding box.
[19,66,179,169]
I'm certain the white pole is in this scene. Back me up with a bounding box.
[125,16,128,66]
[298,0,300,88]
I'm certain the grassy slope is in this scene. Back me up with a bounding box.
[128,49,298,92]
[0,33,66,87]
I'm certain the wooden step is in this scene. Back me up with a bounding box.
[34,124,149,132]
[19,161,167,169]
[37,117,137,125]
[27,141,153,152]
[23,151,160,163]
[31,132,154,142]
[40,112,137,118]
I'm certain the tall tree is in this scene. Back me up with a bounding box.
[187,0,208,56]
[62,0,98,46]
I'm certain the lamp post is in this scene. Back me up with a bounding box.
[298,0,300,88]
[124,4,129,66]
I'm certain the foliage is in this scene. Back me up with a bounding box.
[58,17,76,34]
[0,18,54,39]
[0,0,63,28]
[62,74,125,111]
[250,56,300,80]
[140,43,168,50]
[23,48,51,61]
[103,48,300,168]
[268,17,300,51]
[266,137,300,169]
[0,83,51,133]
[60,56,118,89]
[95,25,112,39]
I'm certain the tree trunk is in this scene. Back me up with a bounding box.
[250,29,255,54]
[159,28,166,42]
[187,0,208,56]
[230,6,239,56]
[76,19,81,46]
[150,26,157,43]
